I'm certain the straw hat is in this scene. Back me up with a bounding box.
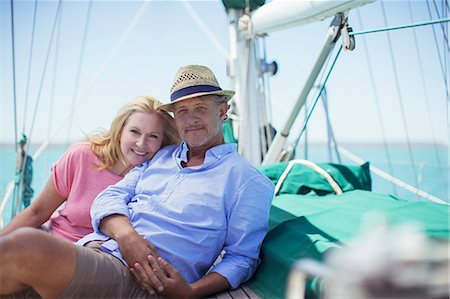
[160,65,235,111]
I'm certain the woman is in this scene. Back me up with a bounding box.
[0,96,179,242]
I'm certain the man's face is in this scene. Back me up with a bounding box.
[173,95,227,148]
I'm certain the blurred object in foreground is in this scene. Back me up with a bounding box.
[287,215,450,299]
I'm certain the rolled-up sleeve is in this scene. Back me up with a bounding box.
[211,175,274,288]
[91,164,144,232]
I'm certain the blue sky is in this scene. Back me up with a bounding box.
[0,0,448,147]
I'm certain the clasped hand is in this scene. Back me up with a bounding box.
[117,233,193,298]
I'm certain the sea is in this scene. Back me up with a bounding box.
[0,143,448,226]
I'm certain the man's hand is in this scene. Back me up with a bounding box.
[145,255,193,299]
[98,215,162,294]
[117,233,163,294]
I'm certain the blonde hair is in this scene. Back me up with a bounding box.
[87,96,180,170]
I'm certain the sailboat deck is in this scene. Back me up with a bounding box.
[212,285,260,299]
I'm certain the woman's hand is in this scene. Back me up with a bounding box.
[145,255,193,299]
[116,232,163,294]
[99,215,162,294]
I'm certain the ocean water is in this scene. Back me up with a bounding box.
[0,143,448,226]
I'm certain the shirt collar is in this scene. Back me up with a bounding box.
[176,141,237,168]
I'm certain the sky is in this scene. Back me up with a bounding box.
[0,0,448,150]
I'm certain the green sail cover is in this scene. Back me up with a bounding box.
[245,162,449,298]
[222,119,237,144]
[246,190,450,299]
[259,161,372,195]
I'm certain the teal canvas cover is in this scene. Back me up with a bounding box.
[259,161,372,195]
[222,120,237,144]
[246,190,449,299]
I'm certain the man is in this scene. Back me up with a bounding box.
[0,65,274,298]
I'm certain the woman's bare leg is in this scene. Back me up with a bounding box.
[0,227,77,298]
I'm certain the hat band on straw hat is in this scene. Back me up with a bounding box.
[170,84,222,102]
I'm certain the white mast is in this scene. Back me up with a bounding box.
[226,0,375,165]
[227,9,264,165]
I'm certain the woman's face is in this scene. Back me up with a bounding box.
[120,111,164,166]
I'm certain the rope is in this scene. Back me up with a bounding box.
[355,9,397,195]
[288,45,343,161]
[22,0,38,134]
[407,1,446,195]
[274,159,343,196]
[337,145,448,205]
[380,0,419,194]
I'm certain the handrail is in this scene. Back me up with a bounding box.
[274,159,343,196]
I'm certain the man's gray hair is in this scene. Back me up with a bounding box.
[214,96,228,107]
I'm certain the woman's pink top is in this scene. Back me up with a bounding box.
[49,142,123,242]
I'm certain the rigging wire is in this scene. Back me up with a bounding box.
[380,0,419,194]
[355,9,397,195]
[288,45,343,161]
[319,87,341,164]
[26,0,63,148]
[299,43,334,160]
[45,0,64,180]
[445,0,450,107]
[22,0,38,134]
[427,0,449,100]
[9,0,62,218]
[7,0,19,221]
[32,1,150,161]
[407,0,446,195]
[430,0,450,49]
[180,0,228,59]
[66,0,93,145]
[426,1,450,100]
[9,0,18,151]
[49,4,63,142]
[350,17,450,35]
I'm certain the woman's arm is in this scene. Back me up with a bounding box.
[0,177,66,237]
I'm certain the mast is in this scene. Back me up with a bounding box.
[225,0,375,165]
[227,9,268,165]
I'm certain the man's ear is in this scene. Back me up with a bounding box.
[219,103,228,120]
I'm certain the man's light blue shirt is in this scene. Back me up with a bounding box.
[78,142,274,288]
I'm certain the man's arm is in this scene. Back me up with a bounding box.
[91,165,164,294]
[211,175,275,288]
